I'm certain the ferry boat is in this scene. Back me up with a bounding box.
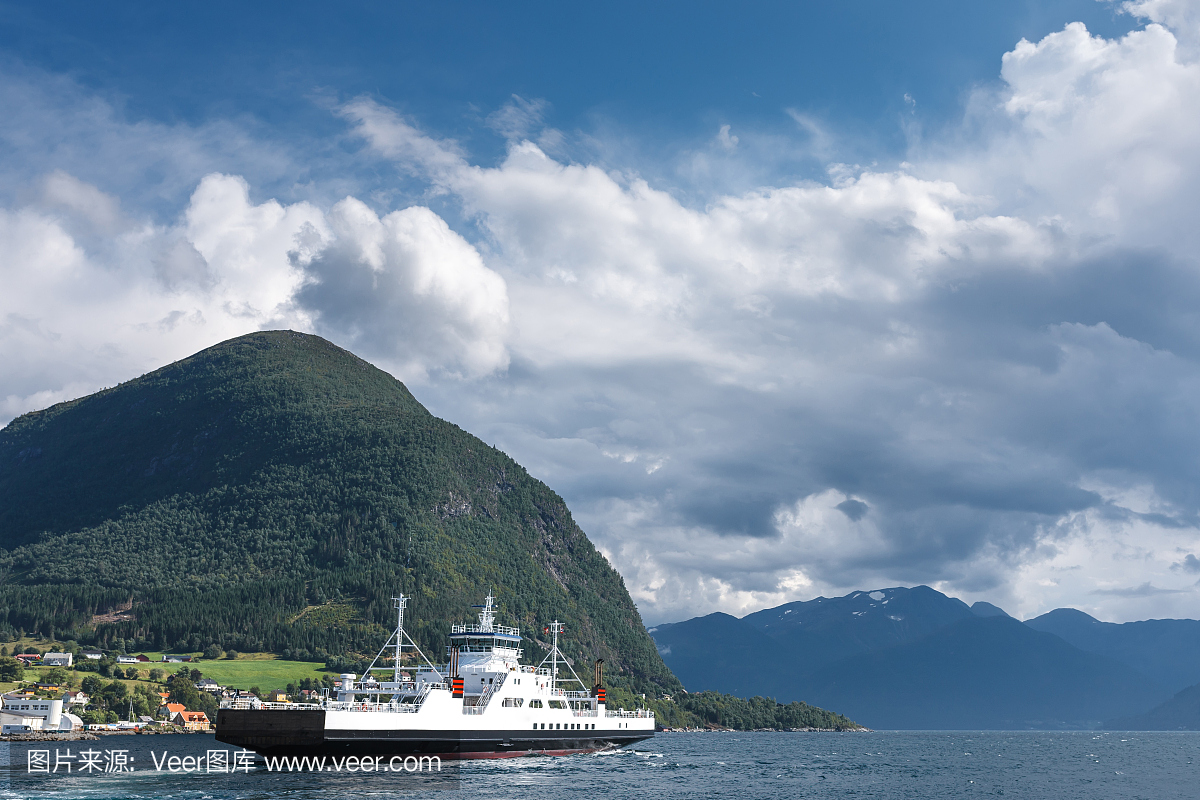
[216,594,655,758]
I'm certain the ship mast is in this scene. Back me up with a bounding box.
[393,595,405,685]
[536,620,587,693]
[363,592,443,683]
[549,621,564,689]
[475,593,496,632]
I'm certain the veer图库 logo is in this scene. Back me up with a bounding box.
[148,748,254,773]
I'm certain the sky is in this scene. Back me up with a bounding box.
[2,1,1200,625]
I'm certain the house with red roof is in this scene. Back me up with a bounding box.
[173,710,211,731]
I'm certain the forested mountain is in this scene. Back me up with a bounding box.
[0,331,678,695]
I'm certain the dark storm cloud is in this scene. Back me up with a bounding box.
[836,499,869,521]
[1173,555,1200,574]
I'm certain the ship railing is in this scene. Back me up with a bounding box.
[430,663,546,678]
[420,682,449,691]
[221,697,449,714]
[220,699,255,710]
[605,709,655,718]
[325,700,422,713]
[450,623,521,637]
[220,700,320,711]
[322,681,448,714]
[456,671,499,714]
[416,682,447,705]
[343,681,448,696]
[540,688,589,699]
[571,709,599,718]
[446,644,522,654]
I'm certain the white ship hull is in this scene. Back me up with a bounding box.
[218,698,654,757]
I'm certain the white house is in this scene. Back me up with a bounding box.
[42,652,73,667]
[63,690,89,707]
[81,649,103,660]
[0,694,82,732]
[116,655,140,664]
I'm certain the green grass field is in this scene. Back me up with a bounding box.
[156,658,332,692]
[2,649,338,694]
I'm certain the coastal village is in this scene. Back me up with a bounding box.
[0,643,330,738]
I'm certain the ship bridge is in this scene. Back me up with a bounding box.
[447,594,523,666]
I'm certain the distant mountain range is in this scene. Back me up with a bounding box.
[649,587,1200,729]
[1024,607,1200,692]
[1106,683,1200,730]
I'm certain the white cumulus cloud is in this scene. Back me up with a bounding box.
[298,197,509,379]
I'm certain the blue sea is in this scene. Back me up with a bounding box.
[2,730,1196,799]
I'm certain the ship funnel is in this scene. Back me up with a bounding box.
[592,658,605,704]
[450,646,464,698]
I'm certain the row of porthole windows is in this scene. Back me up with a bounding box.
[534,723,595,730]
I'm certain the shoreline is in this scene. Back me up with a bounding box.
[657,726,871,733]
[0,728,208,742]
[0,732,99,742]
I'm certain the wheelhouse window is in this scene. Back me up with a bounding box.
[529,699,543,708]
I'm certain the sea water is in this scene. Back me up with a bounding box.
[2,730,1196,799]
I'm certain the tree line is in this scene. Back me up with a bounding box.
[606,687,864,731]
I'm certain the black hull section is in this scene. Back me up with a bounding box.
[218,709,326,752]
[216,709,652,758]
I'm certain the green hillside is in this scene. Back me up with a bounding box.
[0,331,679,695]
